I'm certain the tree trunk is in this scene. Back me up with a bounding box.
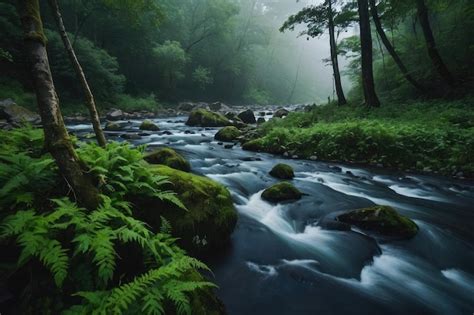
[48,0,107,147]
[16,0,100,210]
[416,0,456,87]
[328,0,347,105]
[357,0,380,107]
[369,0,425,92]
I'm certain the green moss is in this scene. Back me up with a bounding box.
[139,119,159,131]
[144,148,190,172]
[269,163,294,179]
[186,109,232,127]
[214,126,241,142]
[337,205,418,239]
[242,138,265,151]
[132,165,238,256]
[261,182,302,203]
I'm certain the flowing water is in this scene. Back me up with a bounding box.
[70,116,474,315]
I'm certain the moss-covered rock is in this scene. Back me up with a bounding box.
[237,109,256,124]
[139,119,159,131]
[214,126,241,142]
[337,205,418,239]
[132,165,238,256]
[104,121,123,131]
[261,182,302,203]
[144,148,191,172]
[269,163,294,179]
[241,138,265,151]
[186,109,232,127]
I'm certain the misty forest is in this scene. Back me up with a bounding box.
[0,0,473,314]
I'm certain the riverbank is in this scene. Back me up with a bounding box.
[242,98,474,179]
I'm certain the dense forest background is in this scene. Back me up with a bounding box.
[1,0,473,109]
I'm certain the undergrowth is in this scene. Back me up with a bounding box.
[0,127,214,314]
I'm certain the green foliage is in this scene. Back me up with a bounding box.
[192,66,214,90]
[113,93,161,112]
[0,78,35,110]
[0,128,214,314]
[77,142,185,209]
[45,30,125,101]
[153,41,187,89]
[253,99,474,177]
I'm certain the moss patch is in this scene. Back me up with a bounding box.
[144,148,190,172]
[132,165,238,256]
[337,205,418,239]
[104,122,123,131]
[261,182,302,203]
[139,119,159,131]
[215,126,241,142]
[186,109,232,127]
[269,163,294,179]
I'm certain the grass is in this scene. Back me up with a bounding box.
[248,98,474,178]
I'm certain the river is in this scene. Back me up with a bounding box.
[69,115,474,315]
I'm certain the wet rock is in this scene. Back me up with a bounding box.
[217,142,223,145]
[330,165,342,172]
[283,152,290,157]
[240,157,262,162]
[184,130,196,134]
[215,126,241,142]
[120,133,141,140]
[269,163,295,180]
[133,165,237,256]
[104,122,123,131]
[186,109,232,127]
[258,111,266,116]
[237,109,256,124]
[106,109,124,121]
[162,130,173,135]
[178,102,196,111]
[291,155,299,159]
[138,132,151,136]
[144,147,191,172]
[257,117,266,124]
[273,108,289,118]
[337,205,418,239]
[0,99,40,124]
[309,156,318,161]
[139,119,160,131]
[224,144,234,149]
[261,182,303,203]
[209,101,223,111]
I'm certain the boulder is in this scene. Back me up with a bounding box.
[120,133,141,140]
[139,119,160,131]
[209,102,223,111]
[257,117,266,124]
[186,109,232,127]
[237,109,256,124]
[337,205,418,239]
[261,182,302,203]
[269,163,294,180]
[273,108,289,118]
[178,102,196,111]
[106,109,124,121]
[144,147,191,172]
[133,165,238,255]
[104,121,123,131]
[0,99,40,124]
[214,126,241,142]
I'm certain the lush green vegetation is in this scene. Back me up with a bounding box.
[0,127,229,314]
[245,99,474,177]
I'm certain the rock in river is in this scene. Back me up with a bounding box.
[261,182,302,203]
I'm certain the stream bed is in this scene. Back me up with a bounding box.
[69,116,474,315]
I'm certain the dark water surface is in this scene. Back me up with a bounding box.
[70,117,474,315]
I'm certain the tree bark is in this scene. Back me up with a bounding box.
[357,0,380,107]
[16,0,100,210]
[328,0,347,105]
[369,0,425,92]
[416,0,456,87]
[48,0,107,147]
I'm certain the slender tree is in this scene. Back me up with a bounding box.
[16,0,100,210]
[357,0,380,107]
[369,0,425,92]
[48,0,107,147]
[280,1,354,105]
[415,0,456,87]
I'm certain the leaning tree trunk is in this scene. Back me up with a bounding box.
[416,0,456,87]
[16,0,100,210]
[48,0,107,147]
[328,0,347,105]
[369,0,425,92]
[357,0,380,107]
